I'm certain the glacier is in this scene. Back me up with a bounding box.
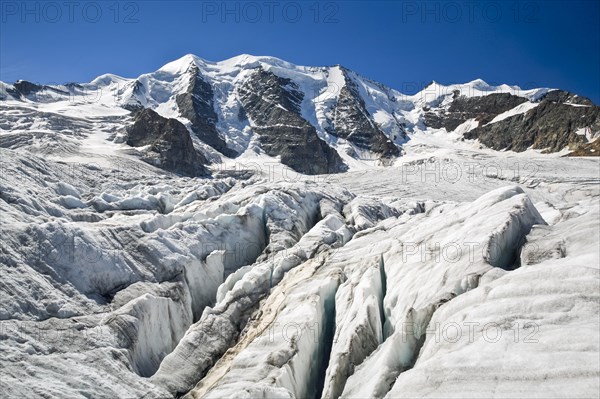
[1,143,598,398]
[0,54,599,399]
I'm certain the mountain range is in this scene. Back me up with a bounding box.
[1,54,598,177]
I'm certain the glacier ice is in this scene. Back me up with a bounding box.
[1,54,599,398]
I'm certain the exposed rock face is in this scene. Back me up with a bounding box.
[424,93,528,131]
[330,69,400,159]
[10,80,43,97]
[565,138,600,156]
[464,97,600,152]
[176,64,238,158]
[126,108,209,176]
[238,68,347,174]
[3,80,70,101]
[540,89,594,106]
[121,80,146,111]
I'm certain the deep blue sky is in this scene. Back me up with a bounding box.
[1,0,599,102]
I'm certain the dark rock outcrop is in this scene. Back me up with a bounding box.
[238,68,347,175]
[176,64,237,158]
[5,80,71,101]
[121,80,146,111]
[12,80,45,97]
[539,90,594,106]
[566,138,600,156]
[126,108,209,176]
[329,69,400,159]
[464,97,600,152]
[424,93,528,131]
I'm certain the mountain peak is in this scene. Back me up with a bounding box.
[469,78,488,84]
[467,78,493,91]
[158,53,207,74]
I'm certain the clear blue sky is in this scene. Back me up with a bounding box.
[1,0,599,102]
